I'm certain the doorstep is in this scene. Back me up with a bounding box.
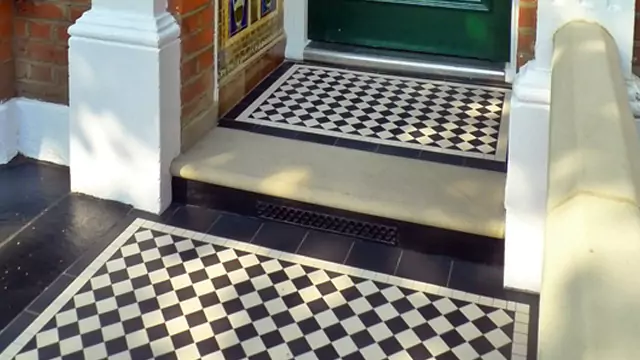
[170,127,506,239]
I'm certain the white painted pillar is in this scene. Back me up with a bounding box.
[284,0,309,60]
[505,0,635,292]
[68,0,181,214]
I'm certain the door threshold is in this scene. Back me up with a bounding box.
[303,41,507,85]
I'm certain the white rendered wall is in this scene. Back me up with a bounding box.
[68,0,181,214]
[505,0,635,292]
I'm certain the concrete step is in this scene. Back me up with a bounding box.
[171,127,506,239]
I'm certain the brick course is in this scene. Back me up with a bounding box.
[13,0,88,104]
[0,0,15,101]
[9,0,216,143]
[168,0,216,135]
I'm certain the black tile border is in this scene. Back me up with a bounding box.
[172,177,505,266]
[219,61,508,173]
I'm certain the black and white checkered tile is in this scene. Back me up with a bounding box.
[2,220,529,360]
[235,64,510,161]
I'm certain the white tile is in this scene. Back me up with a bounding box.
[424,336,449,356]
[241,337,267,356]
[428,316,454,334]
[452,342,480,360]
[279,323,304,342]
[485,328,511,348]
[433,298,457,315]
[456,322,483,341]
[360,343,387,360]
[228,310,251,328]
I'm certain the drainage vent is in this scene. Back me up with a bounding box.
[256,202,398,245]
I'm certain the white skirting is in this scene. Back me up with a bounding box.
[0,98,69,166]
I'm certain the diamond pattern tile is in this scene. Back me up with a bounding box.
[234,64,510,160]
[2,220,530,360]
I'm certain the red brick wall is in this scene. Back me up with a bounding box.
[13,0,89,104]
[10,0,215,140]
[168,0,215,131]
[0,0,15,101]
[517,0,537,69]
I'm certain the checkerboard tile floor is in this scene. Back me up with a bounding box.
[2,220,530,360]
[233,64,510,161]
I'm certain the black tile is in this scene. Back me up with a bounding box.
[463,157,507,173]
[296,230,355,264]
[344,240,402,275]
[223,101,252,120]
[0,157,69,243]
[218,119,257,132]
[26,273,74,314]
[166,205,220,233]
[376,145,421,159]
[207,214,263,243]
[0,310,37,351]
[447,260,504,298]
[251,126,300,140]
[294,132,337,146]
[251,222,307,253]
[334,138,379,152]
[0,194,130,329]
[418,151,465,167]
[394,250,452,286]
[128,204,180,223]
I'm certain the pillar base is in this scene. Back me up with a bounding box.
[504,61,551,293]
[68,6,181,214]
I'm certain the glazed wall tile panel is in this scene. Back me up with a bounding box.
[219,0,284,80]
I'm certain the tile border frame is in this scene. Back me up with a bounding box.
[229,63,510,165]
[1,219,530,360]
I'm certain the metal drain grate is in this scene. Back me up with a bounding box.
[256,202,398,245]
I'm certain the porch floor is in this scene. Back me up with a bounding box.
[220,62,510,172]
[0,158,537,360]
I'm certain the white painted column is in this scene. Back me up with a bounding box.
[68,0,181,214]
[505,0,635,292]
[283,0,309,60]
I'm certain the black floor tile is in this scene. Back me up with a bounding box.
[418,151,465,167]
[251,126,300,140]
[447,260,505,298]
[0,156,69,243]
[376,145,421,159]
[334,138,379,152]
[207,214,263,243]
[294,132,337,146]
[394,250,452,287]
[296,230,355,264]
[166,205,221,233]
[0,310,37,351]
[26,274,74,314]
[251,222,308,253]
[128,204,180,223]
[344,240,402,275]
[0,194,131,329]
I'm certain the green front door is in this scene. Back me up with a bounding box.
[308,0,512,62]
